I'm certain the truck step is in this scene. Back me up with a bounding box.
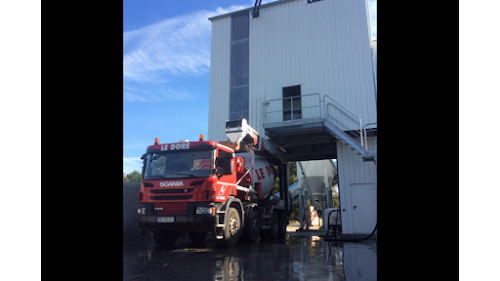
[261,215,270,219]
[261,225,271,229]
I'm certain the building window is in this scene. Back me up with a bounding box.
[229,11,249,121]
[283,85,302,121]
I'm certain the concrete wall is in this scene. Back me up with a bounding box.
[123,182,143,242]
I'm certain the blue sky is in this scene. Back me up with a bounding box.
[123,0,377,174]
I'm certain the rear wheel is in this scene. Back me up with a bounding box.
[270,211,279,239]
[221,207,241,248]
[278,212,288,238]
[153,229,179,247]
[243,208,261,243]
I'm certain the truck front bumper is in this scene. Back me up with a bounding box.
[137,214,216,231]
[136,202,219,232]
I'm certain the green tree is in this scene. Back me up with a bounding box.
[332,184,340,208]
[123,170,142,182]
[271,162,298,195]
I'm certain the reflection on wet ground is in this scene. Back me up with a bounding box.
[123,234,376,281]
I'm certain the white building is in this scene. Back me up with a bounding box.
[208,0,377,235]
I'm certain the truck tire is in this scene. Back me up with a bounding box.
[243,207,261,244]
[188,231,207,243]
[278,211,288,238]
[153,229,179,247]
[221,207,241,248]
[270,211,279,239]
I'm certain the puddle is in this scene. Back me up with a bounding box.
[124,235,376,280]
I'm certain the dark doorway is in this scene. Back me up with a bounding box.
[283,85,302,121]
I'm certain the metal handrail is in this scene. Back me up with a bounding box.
[262,93,322,123]
[323,95,364,149]
[363,122,377,151]
[262,93,371,153]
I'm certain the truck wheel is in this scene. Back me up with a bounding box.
[221,207,241,248]
[270,211,279,239]
[243,208,261,243]
[278,212,288,238]
[188,232,207,243]
[153,229,179,247]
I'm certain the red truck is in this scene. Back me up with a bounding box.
[137,119,290,247]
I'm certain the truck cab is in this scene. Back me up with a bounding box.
[137,139,248,246]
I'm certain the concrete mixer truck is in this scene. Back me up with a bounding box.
[136,119,290,247]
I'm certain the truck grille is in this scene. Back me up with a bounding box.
[150,188,194,194]
[154,202,188,214]
[151,195,193,200]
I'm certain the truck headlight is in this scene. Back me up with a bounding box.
[196,207,215,215]
[137,207,146,215]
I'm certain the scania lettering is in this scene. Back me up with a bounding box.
[137,119,290,247]
[159,181,184,187]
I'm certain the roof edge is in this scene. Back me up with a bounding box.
[208,0,298,21]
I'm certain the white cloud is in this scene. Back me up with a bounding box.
[123,5,246,86]
[123,157,143,174]
[123,83,194,102]
[123,18,210,82]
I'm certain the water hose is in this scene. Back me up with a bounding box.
[322,209,377,242]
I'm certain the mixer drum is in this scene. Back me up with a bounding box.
[238,152,276,199]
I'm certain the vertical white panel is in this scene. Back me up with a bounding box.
[208,17,231,142]
[337,136,377,234]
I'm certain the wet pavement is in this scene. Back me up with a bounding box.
[123,232,376,281]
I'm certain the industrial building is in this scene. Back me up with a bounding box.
[207,0,377,235]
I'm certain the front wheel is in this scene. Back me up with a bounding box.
[221,207,241,248]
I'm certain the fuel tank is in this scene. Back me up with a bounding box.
[237,152,275,199]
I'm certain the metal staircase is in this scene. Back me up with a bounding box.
[322,95,376,162]
[262,94,376,162]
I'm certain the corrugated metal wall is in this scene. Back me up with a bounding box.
[209,0,376,140]
[208,16,231,142]
[337,136,377,234]
[248,0,376,135]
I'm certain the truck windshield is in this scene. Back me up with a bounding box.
[144,150,215,180]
